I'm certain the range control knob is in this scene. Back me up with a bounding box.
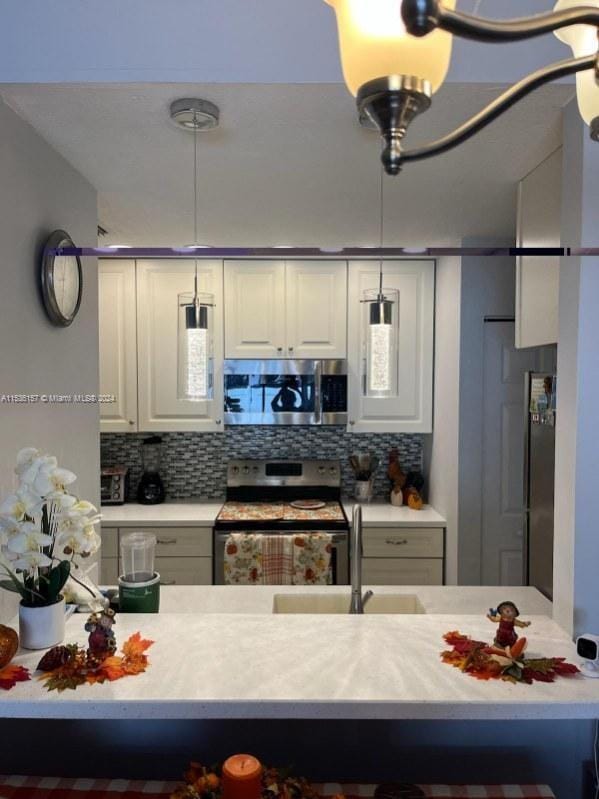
[318,466,326,474]
[231,466,239,474]
[252,466,259,473]
[242,466,250,474]
[329,466,337,474]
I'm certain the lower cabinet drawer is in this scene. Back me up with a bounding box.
[363,527,444,558]
[362,558,443,586]
[122,527,212,558]
[101,558,119,585]
[155,557,212,585]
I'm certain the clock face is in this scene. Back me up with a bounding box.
[53,255,81,319]
[40,231,83,326]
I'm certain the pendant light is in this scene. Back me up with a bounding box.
[324,0,599,173]
[170,99,219,402]
[362,169,399,397]
[554,0,599,139]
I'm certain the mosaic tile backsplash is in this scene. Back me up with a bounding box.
[101,428,424,502]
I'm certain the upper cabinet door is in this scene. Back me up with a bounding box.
[99,260,138,432]
[224,261,286,358]
[285,261,347,359]
[347,260,435,434]
[136,260,224,432]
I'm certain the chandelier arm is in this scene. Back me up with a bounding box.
[403,0,599,41]
[399,54,596,164]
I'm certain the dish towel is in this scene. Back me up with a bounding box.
[223,533,333,585]
[292,532,333,585]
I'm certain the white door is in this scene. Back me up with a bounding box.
[481,321,541,585]
[224,261,285,358]
[98,260,138,432]
[285,261,347,358]
[136,260,224,432]
[347,260,435,433]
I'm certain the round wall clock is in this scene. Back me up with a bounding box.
[40,230,83,327]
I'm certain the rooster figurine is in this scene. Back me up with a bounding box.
[388,449,406,507]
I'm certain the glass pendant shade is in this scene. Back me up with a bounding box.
[362,287,399,398]
[554,0,599,126]
[324,0,456,96]
[177,291,214,401]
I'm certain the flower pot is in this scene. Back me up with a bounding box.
[19,596,65,650]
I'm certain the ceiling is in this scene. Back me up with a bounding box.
[0,81,573,247]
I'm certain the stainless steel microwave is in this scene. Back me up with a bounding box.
[223,359,348,426]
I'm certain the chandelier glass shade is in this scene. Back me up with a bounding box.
[324,0,455,96]
[177,290,214,402]
[554,0,599,130]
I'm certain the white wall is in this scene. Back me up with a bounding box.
[515,148,562,348]
[0,98,99,622]
[425,256,461,585]
[553,100,599,637]
[458,247,516,584]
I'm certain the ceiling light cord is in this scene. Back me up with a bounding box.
[193,110,199,300]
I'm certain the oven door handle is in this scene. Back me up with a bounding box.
[214,531,348,544]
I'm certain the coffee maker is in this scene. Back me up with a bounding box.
[137,436,166,505]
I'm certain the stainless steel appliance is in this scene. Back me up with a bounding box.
[524,373,557,600]
[213,459,349,585]
[100,466,128,506]
[223,359,347,425]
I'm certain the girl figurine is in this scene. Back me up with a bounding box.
[85,607,117,660]
[487,601,531,650]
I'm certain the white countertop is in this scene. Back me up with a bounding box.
[101,501,446,528]
[101,501,223,527]
[3,585,595,723]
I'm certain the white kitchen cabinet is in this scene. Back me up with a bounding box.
[347,260,434,433]
[362,558,443,586]
[285,261,347,358]
[98,260,138,432]
[100,525,213,586]
[224,260,347,359]
[224,260,286,358]
[136,260,224,432]
[361,524,445,585]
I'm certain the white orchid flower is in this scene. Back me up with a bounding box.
[32,465,76,497]
[8,526,53,554]
[0,485,41,521]
[17,453,57,487]
[69,500,97,515]
[12,550,52,571]
[15,448,40,477]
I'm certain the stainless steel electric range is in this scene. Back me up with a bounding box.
[213,459,350,585]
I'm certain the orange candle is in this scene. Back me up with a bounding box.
[222,754,262,799]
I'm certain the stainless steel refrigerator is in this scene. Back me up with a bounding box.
[524,373,557,600]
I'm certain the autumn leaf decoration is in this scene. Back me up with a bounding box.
[38,632,154,693]
[441,631,580,684]
[0,663,30,691]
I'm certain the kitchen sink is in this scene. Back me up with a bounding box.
[272,593,426,615]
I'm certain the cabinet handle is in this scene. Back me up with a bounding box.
[385,538,409,546]
[216,419,222,425]
[128,420,135,425]
[349,420,355,426]
[277,347,283,352]
[157,538,177,545]
[160,579,177,585]
[288,346,294,352]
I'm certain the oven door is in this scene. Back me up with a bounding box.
[213,530,349,585]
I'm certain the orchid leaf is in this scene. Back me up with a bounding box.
[0,579,24,596]
[47,560,70,600]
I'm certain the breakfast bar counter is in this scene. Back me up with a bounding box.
[0,585,596,722]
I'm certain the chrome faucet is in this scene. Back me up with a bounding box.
[349,503,374,614]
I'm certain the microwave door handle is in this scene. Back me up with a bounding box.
[314,360,322,424]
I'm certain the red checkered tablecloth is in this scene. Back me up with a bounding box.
[0,776,556,799]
